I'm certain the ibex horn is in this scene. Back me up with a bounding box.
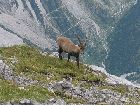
[76,35,82,44]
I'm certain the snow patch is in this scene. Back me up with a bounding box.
[89,65,140,88]
[120,72,137,79]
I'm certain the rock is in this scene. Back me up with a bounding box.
[51,79,72,91]
[0,60,37,86]
[0,102,12,105]
[10,56,18,64]
[14,75,38,86]
[47,98,66,105]
[55,99,66,105]
[49,52,59,58]
[20,99,33,105]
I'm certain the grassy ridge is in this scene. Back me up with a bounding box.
[0,45,103,102]
[0,79,54,102]
[0,45,138,104]
[0,45,101,83]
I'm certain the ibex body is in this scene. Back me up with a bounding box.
[56,36,86,68]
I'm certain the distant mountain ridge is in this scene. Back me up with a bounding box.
[106,0,140,83]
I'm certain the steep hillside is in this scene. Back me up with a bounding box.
[0,45,139,105]
[106,0,140,83]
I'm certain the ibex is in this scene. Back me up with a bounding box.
[56,35,86,68]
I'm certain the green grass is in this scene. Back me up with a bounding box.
[0,79,54,102]
[99,84,129,95]
[0,45,105,102]
[0,45,139,103]
[0,45,105,83]
[2,45,101,80]
[54,90,87,104]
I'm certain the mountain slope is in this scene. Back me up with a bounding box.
[0,45,139,104]
[106,0,140,83]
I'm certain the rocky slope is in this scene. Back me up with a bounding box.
[0,45,139,105]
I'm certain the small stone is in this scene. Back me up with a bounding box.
[55,99,66,105]
[18,87,25,90]
[20,99,33,105]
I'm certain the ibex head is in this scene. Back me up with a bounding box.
[76,35,87,53]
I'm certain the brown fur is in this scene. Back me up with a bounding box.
[56,36,86,68]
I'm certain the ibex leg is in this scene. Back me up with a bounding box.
[58,47,63,60]
[68,53,70,62]
[76,56,79,68]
